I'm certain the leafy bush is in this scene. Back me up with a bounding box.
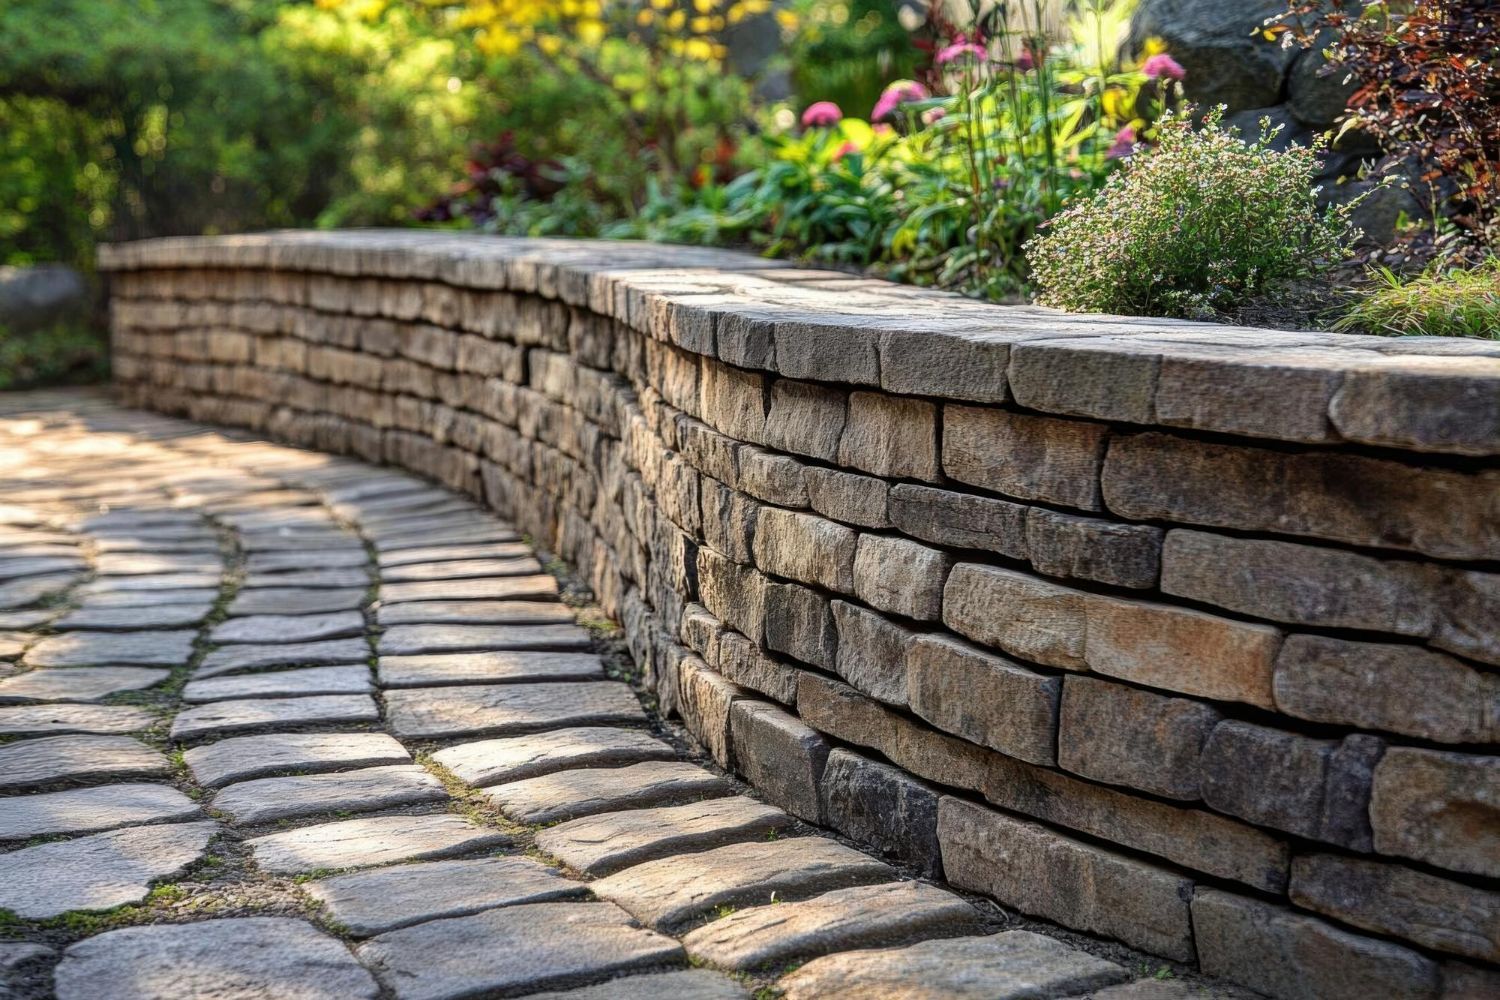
[0,324,108,390]
[1335,258,1500,338]
[1026,108,1357,318]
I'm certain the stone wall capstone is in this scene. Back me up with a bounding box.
[99,231,1500,1000]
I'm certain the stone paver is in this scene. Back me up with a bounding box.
[0,573,77,610]
[197,638,371,677]
[247,814,510,875]
[357,902,683,1000]
[0,703,155,736]
[432,727,677,787]
[380,575,557,604]
[71,587,217,608]
[25,630,196,667]
[170,694,380,741]
[681,880,982,970]
[536,796,793,877]
[228,587,368,616]
[305,856,586,936]
[376,599,575,627]
[376,542,532,567]
[481,760,734,824]
[0,665,169,703]
[183,731,412,788]
[94,552,220,576]
[0,734,169,791]
[181,664,372,702]
[521,970,749,1000]
[211,611,365,645]
[378,623,591,655]
[385,681,645,739]
[380,557,543,583]
[247,550,367,572]
[0,782,200,840]
[211,765,446,825]
[378,650,602,688]
[241,567,369,588]
[53,917,379,1000]
[75,573,221,594]
[0,822,218,919]
[777,930,1131,1000]
[52,604,209,630]
[592,838,898,932]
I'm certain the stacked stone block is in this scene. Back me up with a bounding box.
[101,232,1500,1000]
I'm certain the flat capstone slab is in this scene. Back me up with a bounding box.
[240,568,368,588]
[52,604,208,630]
[535,797,794,878]
[93,552,220,577]
[181,664,372,703]
[377,624,592,656]
[211,611,365,645]
[380,575,558,605]
[376,599,575,627]
[357,902,684,1000]
[431,727,677,787]
[0,782,200,840]
[0,703,155,736]
[247,550,367,572]
[72,587,217,609]
[482,760,733,825]
[380,557,543,583]
[25,630,196,667]
[376,543,532,568]
[247,813,510,875]
[378,651,603,689]
[591,837,898,933]
[305,856,587,936]
[777,930,1130,1000]
[0,666,169,703]
[228,588,367,616]
[0,734,168,791]
[53,917,379,1000]
[519,970,748,1000]
[197,638,371,677]
[0,821,217,919]
[171,694,380,741]
[385,681,646,740]
[681,880,982,971]
[76,573,219,594]
[184,731,412,788]
[211,765,447,825]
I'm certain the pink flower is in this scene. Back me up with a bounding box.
[1015,47,1035,72]
[936,41,986,65]
[1106,125,1137,159]
[871,80,929,121]
[832,141,860,160]
[1143,53,1185,80]
[921,106,946,125]
[800,101,843,128]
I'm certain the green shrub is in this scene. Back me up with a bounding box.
[0,324,108,390]
[1026,108,1356,318]
[1334,259,1500,339]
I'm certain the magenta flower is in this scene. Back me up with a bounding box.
[800,101,843,128]
[1015,47,1035,72]
[936,41,986,65]
[871,80,929,121]
[1143,53,1186,80]
[1105,125,1137,159]
[832,141,860,161]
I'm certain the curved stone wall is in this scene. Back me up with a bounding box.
[100,232,1499,1000]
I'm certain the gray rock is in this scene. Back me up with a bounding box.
[184,731,412,788]
[0,666,168,703]
[376,542,532,567]
[831,600,911,707]
[821,748,943,877]
[729,701,830,823]
[591,837,896,933]
[906,633,1060,767]
[227,588,368,616]
[25,630,196,667]
[1288,38,1359,127]
[683,880,981,971]
[482,760,732,825]
[380,557,542,582]
[53,917,379,1000]
[170,694,380,741]
[211,611,365,645]
[763,580,837,670]
[0,264,89,334]
[851,534,951,622]
[247,814,510,875]
[376,599,574,626]
[0,782,200,840]
[241,568,367,588]
[305,856,586,936]
[75,573,219,594]
[357,902,682,1000]
[1129,0,1297,110]
[520,969,748,1000]
[181,665,372,702]
[384,681,644,740]
[93,551,220,577]
[212,765,447,825]
[0,573,77,610]
[380,575,557,605]
[431,726,675,787]
[377,623,590,656]
[70,587,217,609]
[1057,676,1220,801]
[52,604,209,630]
[197,638,372,677]
[535,796,791,877]
[0,703,155,736]
[0,821,217,919]
[779,930,1129,1000]
[0,734,167,791]
[1370,747,1500,878]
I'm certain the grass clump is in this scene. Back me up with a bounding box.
[1336,259,1500,339]
[0,322,108,389]
[1026,107,1356,319]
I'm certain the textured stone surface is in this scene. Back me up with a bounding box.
[0,734,168,791]
[944,407,1107,510]
[357,902,682,1000]
[378,650,601,687]
[1370,747,1500,878]
[171,694,380,741]
[380,574,558,604]
[0,821,217,919]
[212,764,446,824]
[197,638,370,677]
[779,930,1129,1000]
[54,603,209,630]
[184,731,411,788]
[376,599,574,626]
[851,533,951,621]
[247,814,510,875]
[0,782,200,840]
[906,633,1059,767]
[821,748,943,877]
[385,681,645,739]
[306,856,585,936]
[0,703,155,736]
[535,796,791,877]
[763,580,837,670]
[887,483,1028,558]
[592,836,896,932]
[0,665,169,703]
[228,587,367,616]
[729,700,829,823]
[380,556,542,582]
[481,759,732,824]
[942,563,1089,671]
[181,664,371,702]
[53,917,379,1000]
[1058,676,1220,801]
[838,391,939,481]
[519,969,747,1000]
[752,507,856,593]
[26,629,196,667]
[831,600,911,706]
[432,727,675,787]
[377,623,591,655]
[212,611,365,644]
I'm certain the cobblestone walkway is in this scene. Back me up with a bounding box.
[0,390,1233,1000]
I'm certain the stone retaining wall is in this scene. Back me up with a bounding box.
[99,231,1500,1000]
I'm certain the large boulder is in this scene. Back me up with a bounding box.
[1129,0,1297,111]
[0,265,90,334]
